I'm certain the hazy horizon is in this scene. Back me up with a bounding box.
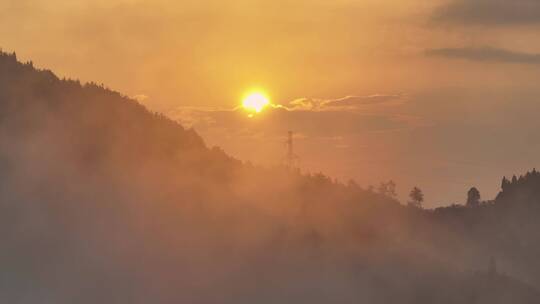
[4,0,540,206]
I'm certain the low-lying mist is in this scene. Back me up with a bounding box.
[1,51,539,303]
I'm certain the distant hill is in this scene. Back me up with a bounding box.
[1,50,539,303]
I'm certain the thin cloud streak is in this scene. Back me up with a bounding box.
[165,94,406,126]
[286,94,405,111]
[164,95,415,138]
[433,0,540,26]
[426,47,540,64]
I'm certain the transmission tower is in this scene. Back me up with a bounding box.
[285,131,299,168]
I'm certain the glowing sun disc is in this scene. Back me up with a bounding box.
[242,92,270,113]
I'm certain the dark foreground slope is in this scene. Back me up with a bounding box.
[0,51,539,303]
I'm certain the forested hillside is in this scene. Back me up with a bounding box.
[1,51,539,303]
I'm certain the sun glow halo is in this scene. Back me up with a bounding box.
[242,92,270,114]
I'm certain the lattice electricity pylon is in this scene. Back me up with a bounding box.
[284,131,300,169]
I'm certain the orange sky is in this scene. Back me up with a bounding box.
[4,0,540,205]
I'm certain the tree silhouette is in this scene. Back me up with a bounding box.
[466,187,481,207]
[378,180,397,198]
[501,176,510,191]
[408,187,424,208]
[512,175,518,184]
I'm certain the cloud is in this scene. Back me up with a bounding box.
[166,105,415,141]
[131,94,149,103]
[426,47,540,64]
[433,0,540,26]
[163,94,411,142]
[166,106,222,128]
[287,94,404,111]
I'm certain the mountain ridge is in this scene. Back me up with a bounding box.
[1,50,540,303]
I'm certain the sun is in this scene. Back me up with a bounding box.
[242,91,270,114]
